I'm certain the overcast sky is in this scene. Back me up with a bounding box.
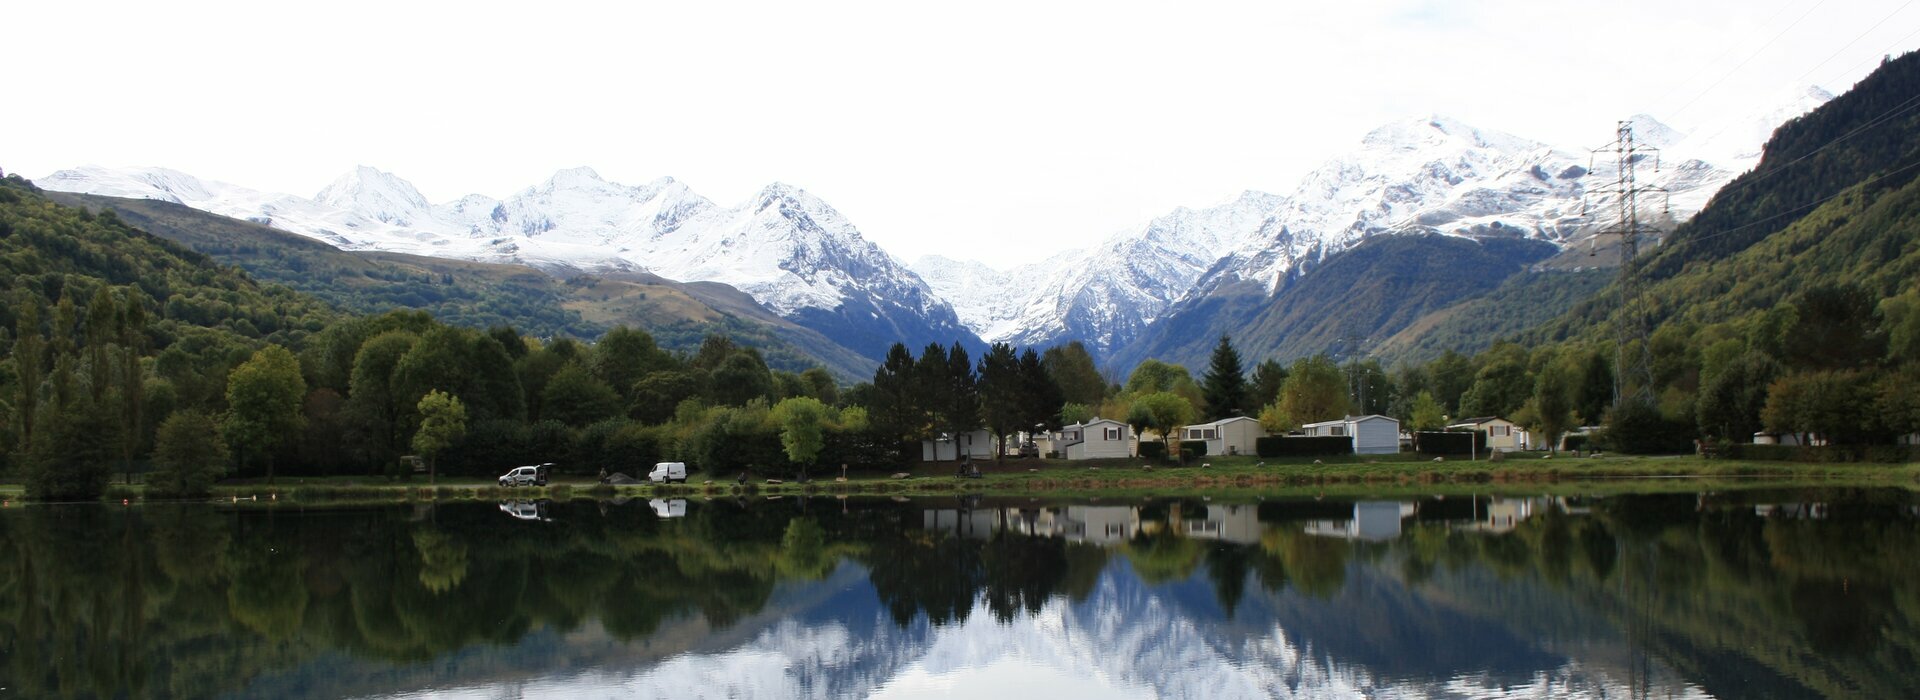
[6,0,1918,266]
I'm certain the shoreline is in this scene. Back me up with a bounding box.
[6,455,1916,506]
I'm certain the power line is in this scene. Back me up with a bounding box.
[1821,23,1920,88]
[1695,89,1920,202]
[1665,0,1832,123]
[1643,0,1806,113]
[1789,0,1917,87]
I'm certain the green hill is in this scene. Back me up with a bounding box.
[1,176,334,348]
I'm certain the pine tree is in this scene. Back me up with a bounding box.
[1200,335,1248,420]
[867,343,920,453]
[976,343,1022,460]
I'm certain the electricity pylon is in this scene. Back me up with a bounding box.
[1586,120,1670,406]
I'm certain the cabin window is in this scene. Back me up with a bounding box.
[1205,429,1218,439]
[1331,426,1347,436]
[1066,431,1080,441]
[1493,426,1509,437]
[1105,428,1120,440]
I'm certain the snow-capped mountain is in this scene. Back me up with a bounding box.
[916,90,1827,358]
[36,165,978,360]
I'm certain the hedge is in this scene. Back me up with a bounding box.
[1180,440,1208,457]
[1720,443,1920,463]
[1414,430,1486,455]
[1254,435,1353,457]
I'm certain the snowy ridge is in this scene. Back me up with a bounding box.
[918,91,1827,356]
[37,165,972,358]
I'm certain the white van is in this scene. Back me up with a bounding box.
[648,462,688,483]
[499,465,548,487]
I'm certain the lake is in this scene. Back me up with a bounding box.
[1,488,1916,699]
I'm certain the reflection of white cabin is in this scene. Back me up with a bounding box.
[923,509,998,539]
[1304,501,1414,541]
[1055,418,1134,460]
[1180,504,1263,544]
[922,429,996,461]
[1181,416,1268,456]
[1301,415,1402,455]
[1064,506,1143,545]
[1448,417,1530,451]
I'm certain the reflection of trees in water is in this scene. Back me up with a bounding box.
[2,493,1919,698]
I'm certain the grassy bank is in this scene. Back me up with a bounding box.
[202,453,1920,503]
[5,454,1917,506]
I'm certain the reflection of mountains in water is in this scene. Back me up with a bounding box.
[359,544,1705,699]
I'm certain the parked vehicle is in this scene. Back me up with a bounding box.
[499,464,549,487]
[499,500,550,521]
[648,462,688,484]
[649,498,687,518]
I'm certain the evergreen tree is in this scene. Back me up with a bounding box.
[942,343,982,444]
[1200,335,1248,420]
[1248,359,1287,412]
[1042,341,1106,406]
[867,343,920,451]
[977,343,1023,459]
[1017,347,1064,434]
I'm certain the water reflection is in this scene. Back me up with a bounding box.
[0,490,1914,698]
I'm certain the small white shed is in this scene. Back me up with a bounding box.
[1301,415,1402,455]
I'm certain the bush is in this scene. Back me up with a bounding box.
[1180,440,1208,457]
[1561,433,1596,453]
[1603,398,1696,455]
[1721,443,1920,463]
[1139,441,1168,461]
[149,410,230,499]
[1255,435,1353,458]
[1414,431,1485,455]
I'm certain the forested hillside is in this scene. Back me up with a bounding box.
[1374,268,1610,365]
[48,192,873,379]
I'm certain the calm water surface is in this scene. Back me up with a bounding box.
[1,488,1916,699]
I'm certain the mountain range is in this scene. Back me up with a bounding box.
[35,86,1830,372]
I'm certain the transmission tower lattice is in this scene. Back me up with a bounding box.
[1586,120,1670,406]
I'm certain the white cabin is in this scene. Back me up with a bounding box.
[921,429,996,461]
[1301,414,1402,455]
[1180,416,1268,456]
[1448,417,1530,451]
[1055,418,1134,460]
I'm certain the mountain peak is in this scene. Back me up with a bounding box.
[541,166,608,190]
[1360,115,1534,153]
[314,166,431,224]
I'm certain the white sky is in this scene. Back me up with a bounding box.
[5,0,1919,266]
